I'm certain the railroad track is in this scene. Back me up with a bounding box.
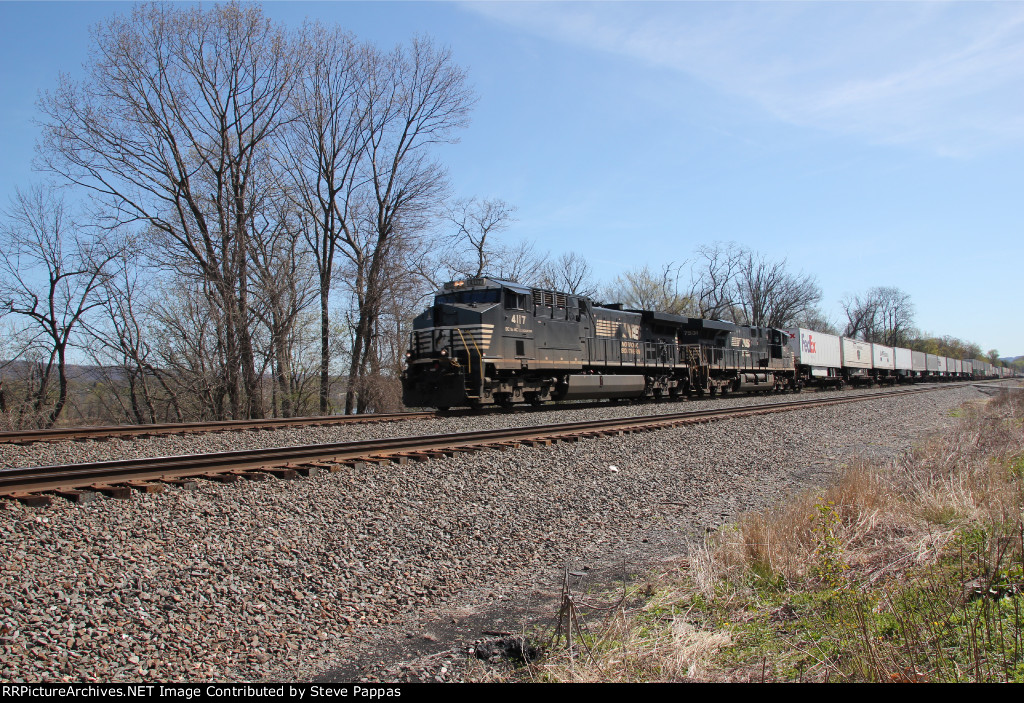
[1,378,998,445]
[0,411,436,445]
[0,384,957,506]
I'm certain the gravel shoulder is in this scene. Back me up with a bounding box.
[0,384,983,682]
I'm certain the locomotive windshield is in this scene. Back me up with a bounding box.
[434,289,501,306]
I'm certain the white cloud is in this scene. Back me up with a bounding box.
[469,1,1024,156]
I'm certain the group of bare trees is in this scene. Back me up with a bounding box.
[0,2,599,428]
[0,187,121,427]
[602,243,825,329]
[840,286,915,346]
[0,3,480,426]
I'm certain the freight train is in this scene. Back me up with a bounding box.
[401,277,1013,409]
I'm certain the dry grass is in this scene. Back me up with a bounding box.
[698,391,1024,595]
[475,386,1024,683]
[518,564,734,682]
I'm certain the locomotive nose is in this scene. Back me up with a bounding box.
[433,303,460,327]
[432,303,484,327]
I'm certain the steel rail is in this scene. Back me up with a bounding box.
[0,411,437,445]
[1,385,952,502]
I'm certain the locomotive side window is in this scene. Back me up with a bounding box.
[504,289,530,310]
[568,297,579,321]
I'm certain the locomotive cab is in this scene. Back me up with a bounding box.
[402,277,601,408]
[402,278,503,408]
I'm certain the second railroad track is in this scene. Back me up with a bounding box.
[0,384,961,506]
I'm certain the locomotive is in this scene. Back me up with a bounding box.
[401,277,797,409]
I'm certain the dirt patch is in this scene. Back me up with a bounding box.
[312,548,683,683]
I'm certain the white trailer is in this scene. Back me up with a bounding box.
[872,343,896,384]
[786,328,842,387]
[841,338,873,384]
[894,347,913,380]
[912,351,927,376]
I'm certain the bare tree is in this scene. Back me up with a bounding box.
[247,192,318,418]
[790,307,839,335]
[37,2,300,419]
[0,185,118,427]
[688,243,743,320]
[603,262,692,314]
[871,286,915,347]
[842,286,914,345]
[537,251,596,296]
[85,250,184,424]
[442,197,517,278]
[342,37,475,414]
[282,23,367,414]
[734,250,822,328]
[601,244,820,327]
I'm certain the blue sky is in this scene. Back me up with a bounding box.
[1,1,1022,355]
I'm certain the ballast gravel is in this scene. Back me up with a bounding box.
[0,384,987,682]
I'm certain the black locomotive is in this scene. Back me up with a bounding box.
[401,277,797,409]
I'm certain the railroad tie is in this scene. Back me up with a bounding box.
[258,467,298,479]
[159,478,198,490]
[87,484,132,500]
[1,491,52,507]
[200,472,239,483]
[52,488,98,504]
[229,470,271,481]
[421,449,456,459]
[392,453,431,463]
[292,465,323,477]
[489,442,519,451]
[126,481,165,494]
[305,461,343,473]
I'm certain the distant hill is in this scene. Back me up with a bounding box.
[0,360,129,383]
[999,356,1022,365]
